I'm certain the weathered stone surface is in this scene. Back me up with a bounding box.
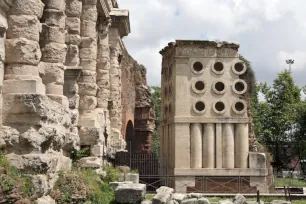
[198,198,210,204]
[79,70,96,83]
[5,64,40,79]
[182,198,198,204]
[66,17,81,34]
[79,95,97,110]
[249,153,266,169]
[233,194,246,204]
[5,38,41,65]
[79,127,101,145]
[42,9,65,29]
[37,195,56,204]
[115,183,146,204]
[81,20,96,38]
[80,59,96,71]
[218,200,233,204]
[10,0,44,18]
[78,156,101,168]
[78,82,98,96]
[66,34,81,45]
[80,47,97,60]
[82,0,97,5]
[3,79,45,94]
[43,0,66,11]
[68,94,80,109]
[41,43,67,63]
[65,44,79,66]
[81,5,97,21]
[0,126,19,149]
[109,181,133,190]
[41,24,66,44]
[142,201,153,204]
[39,62,65,85]
[173,193,186,203]
[152,186,174,204]
[66,0,82,17]
[7,15,41,42]
[0,37,5,61]
[125,173,139,184]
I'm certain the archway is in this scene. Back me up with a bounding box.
[125,120,134,151]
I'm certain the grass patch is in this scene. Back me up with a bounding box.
[292,200,306,204]
[145,194,155,200]
[274,177,306,187]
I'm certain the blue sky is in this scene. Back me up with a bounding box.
[119,0,306,87]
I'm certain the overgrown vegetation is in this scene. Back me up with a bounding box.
[274,177,306,187]
[0,151,35,203]
[150,86,161,157]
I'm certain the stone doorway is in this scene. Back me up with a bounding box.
[125,120,134,152]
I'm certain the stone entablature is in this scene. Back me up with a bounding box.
[159,40,268,193]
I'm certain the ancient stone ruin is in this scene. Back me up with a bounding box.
[0,0,154,193]
[159,40,268,193]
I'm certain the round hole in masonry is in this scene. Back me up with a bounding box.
[193,61,204,72]
[235,81,245,92]
[215,82,225,92]
[195,101,205,112]
[215,101,225,112]
[214,62,224,72]
[234,62,244,73]
[235,102,244,111]
[195,81,205,91]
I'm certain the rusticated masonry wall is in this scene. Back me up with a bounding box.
[0,0,137,195]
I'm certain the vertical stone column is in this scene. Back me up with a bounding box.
[174,123,190,169]
[216,123,222,168]
[4,0,45,95]
[190,123,202,169]
[0,15,6,125]
[202,123,215,168]
[222,123,235,168]
[40,0,68,107]
[64,0,82,141]
[235,123,249,168]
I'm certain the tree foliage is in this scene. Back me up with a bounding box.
[150,86,161,156]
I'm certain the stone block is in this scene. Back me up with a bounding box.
[218,200,233,204]
[66,17,81,34]
[3,79,45,94]
[10,0,44,18]
[81,20,96,38]
[37,195,56,204]
[198,199,210,204]
[42,9,65,29]
[0,37,4,61]
[115,183,146,204]
[65,34,81,45]
[97,58,110,70]
[47,94,69,108]
[78,156,102,168]
[233,194,246,204]
[81,5,97,22]
[70,108,79,125]
[80,47,97,60]
[39,62,65,84]
[181,198,198,204]
[82,0,97,5]
[249,152,266,169]
[172,193,186,203]
[78,82,98,96]
[126,173,139,184]
[97,69,110,80]
[41,43,67,63]
[79,95,97,110]
[152,186,174,204]
[109,181,133,190]
[175,177,195,193]
[142,201,153,204]
[79,70,96,83]
[43,0,66,11]
[80,59,97,71]
[7,15,40,42]
[65,0,82,17]
[80,37,97,48]
[79,127,101,145]
[78,110,99,128]
[5,38,41,65]
[45,83,63,95]
[68,94,80,109]
[41,24,66,44]
[91,144,104,157]
[65,44,80,66]
[5,64,40,80]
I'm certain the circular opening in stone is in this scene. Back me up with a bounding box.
[215,82,225,92]
[195,81,205,91]
[235,102,244,111]
[235,82,245,92]
[214,62,224,72]
[195,101,205,112]
[193,62,203,72]
[215,102,225,112]
[234,62,244,73]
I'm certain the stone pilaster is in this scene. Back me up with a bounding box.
[40,0,68,107]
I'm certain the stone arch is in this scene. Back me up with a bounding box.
[125,120,134,150]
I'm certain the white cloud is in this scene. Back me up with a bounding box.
[119,0,306,87]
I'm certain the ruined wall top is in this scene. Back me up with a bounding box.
[159,40,240,56]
